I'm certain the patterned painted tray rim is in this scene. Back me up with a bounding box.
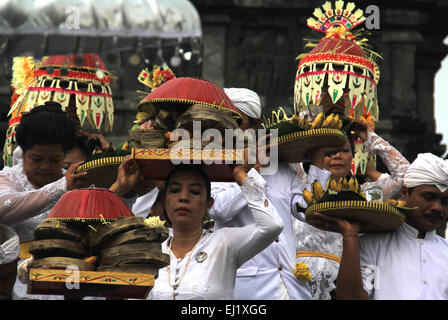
[133,148,244,161]
[45,217,128,222]
[29,268,155,287]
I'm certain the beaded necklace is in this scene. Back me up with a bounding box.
[167,231,205,300]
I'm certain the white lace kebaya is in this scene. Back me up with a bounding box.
[0,162,67,241]
[149,176,283,300]
[361,131,411,199]
[0,161,67,300]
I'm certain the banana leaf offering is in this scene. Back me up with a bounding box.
[262,108,346,163]
[301,177,414,233]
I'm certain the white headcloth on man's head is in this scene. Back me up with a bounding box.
[224,88,261,119]
[403,153,448,192]
[0,225,20,265]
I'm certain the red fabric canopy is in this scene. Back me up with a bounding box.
[47,188,134,221]
[39,53,108,72]
[138,77,242,117]
[310,38,367,58]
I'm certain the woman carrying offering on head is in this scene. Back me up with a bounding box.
[0,101,87,237]
[112,145,284,300]
[292,121,410,300]
[149,162,283,300]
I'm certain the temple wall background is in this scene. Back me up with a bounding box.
[192,0,448,163]
[0,0,446,164]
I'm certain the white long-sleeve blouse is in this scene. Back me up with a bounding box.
[149,176,283,300]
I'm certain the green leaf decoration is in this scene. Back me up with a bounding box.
[266,121,305,137]
[317,190,366,203]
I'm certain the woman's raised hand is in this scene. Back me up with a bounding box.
[351,119,373,142]
[65,161,88,190]
[110,156,142,197]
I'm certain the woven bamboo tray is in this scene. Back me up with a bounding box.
[274,128,346,163]
[305,200,406,233]
[75,156,125,188]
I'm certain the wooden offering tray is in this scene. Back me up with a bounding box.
[28,268,154,299]
[133,148,244,182]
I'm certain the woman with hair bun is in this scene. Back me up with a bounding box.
[0,101,86,230]
[0,101,87,299]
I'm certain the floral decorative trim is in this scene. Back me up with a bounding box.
[46,217,119,222]
[296,69,376,86]
[307,1,366,34]
[298,53,376,74]
[27,86,112,97]
[37,64,110,76]
[138,66,175,90]
[34,69,111,83]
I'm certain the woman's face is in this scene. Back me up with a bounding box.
[164,170,213,230]
[23,144,65,188]
[322,141,353,179]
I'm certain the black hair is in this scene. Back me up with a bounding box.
[302,161,311,175]
[302,125,355,175]
[71,134,90,158]
[339,118,355,156]
[84,136,104,155]
[16,101,77,153]
[161,165,212,224]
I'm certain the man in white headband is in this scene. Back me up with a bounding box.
[210,88,312,300]
[0,224,20,300]
[403,153,448,193]
[224,88,262,130]
[313,152,448,300]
